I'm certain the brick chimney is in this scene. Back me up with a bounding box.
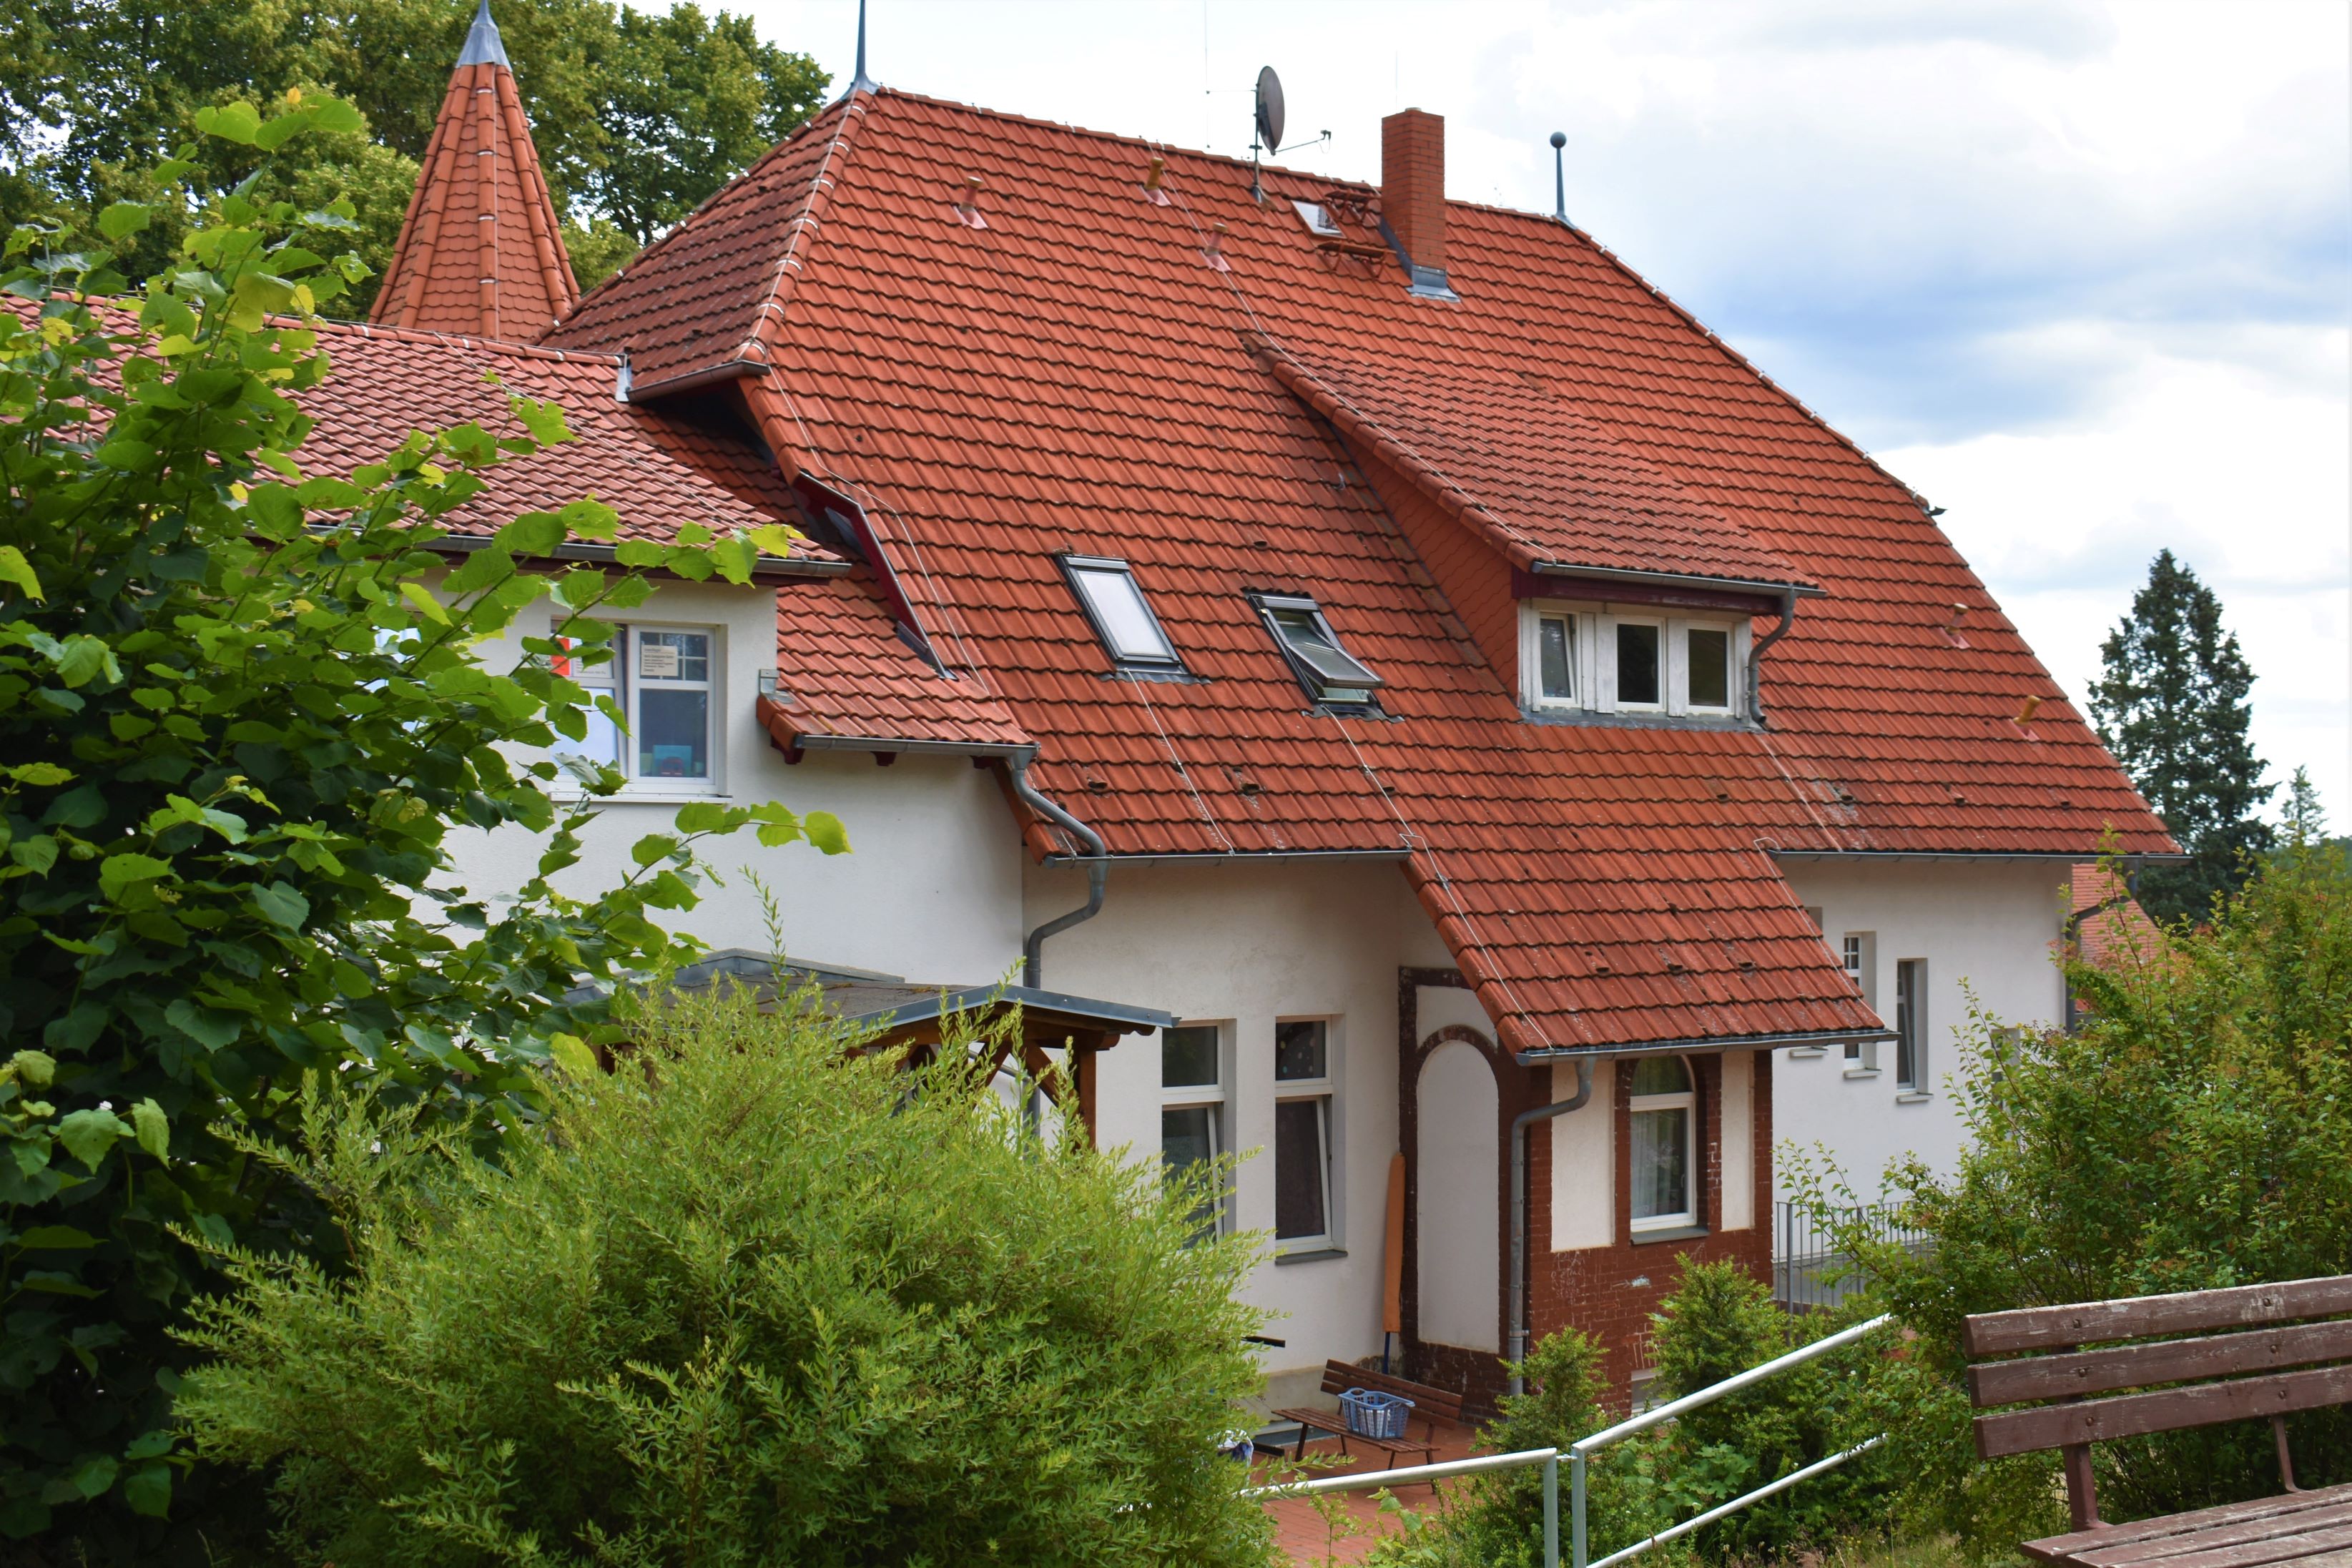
[1380,108,1455,299]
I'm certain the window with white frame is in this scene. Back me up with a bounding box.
[1159,1022,1228,1233]
[1629,1055,1696,1231]
[1273,1018,1337,1249]
[1841,932,1876,1066]
[1894,960,1927,1091]
[550,623,721,789]
[1520,602,1748,720]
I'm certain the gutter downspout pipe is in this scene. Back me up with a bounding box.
[1746,591,1799,726]
[1009,751,1108,987]
[1509,1055,1595,1399]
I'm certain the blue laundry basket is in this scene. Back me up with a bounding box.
[1339,1388,1414,1440]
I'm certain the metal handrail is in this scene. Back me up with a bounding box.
[1572,1313,1893,1568]
[1244,1444,1565,1568]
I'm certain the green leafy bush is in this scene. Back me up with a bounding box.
[176,985,1275,1567]
[1807,840,2352,1560]
[1,101,838,1559]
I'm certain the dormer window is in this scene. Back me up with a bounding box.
[1255,593,1382,709]
[1062,555,1183,672]
[1521,601,1748,721]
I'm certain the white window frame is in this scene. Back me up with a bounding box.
[1272,1017,1339,1253]
[1519,601,1747,719]
[1842,932,1879,1070]
[1159,1021,1231,1233]
[1895,959,1928,1093]
[1628,1054,1698,1233]
[551,619,726,796]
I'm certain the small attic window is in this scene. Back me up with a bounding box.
[1255,593,1382,708]
[1061,555,1182,671]
[1291,200,1342,237]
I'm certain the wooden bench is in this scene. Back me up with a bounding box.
[1272,1361,1467,1470]
[1964,1273,2352,1567]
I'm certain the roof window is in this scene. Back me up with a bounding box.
[1255,593,1382,707]
[1062,555,1182,671]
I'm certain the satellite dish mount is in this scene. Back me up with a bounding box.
[1251,66,1284,204]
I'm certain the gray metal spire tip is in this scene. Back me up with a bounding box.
[456,0,511,69]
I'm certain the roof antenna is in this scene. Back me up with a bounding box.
[1251,66,1284,204]
[844,0,877,99]
[1549,131,1571,227]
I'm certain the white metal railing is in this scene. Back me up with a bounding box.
[1572,1313,1893,1568]
[1243,1445,1567,1568]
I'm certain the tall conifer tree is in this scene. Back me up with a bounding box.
[2091,549,2273,921]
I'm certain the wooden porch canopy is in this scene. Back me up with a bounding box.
[669,950,1169,1143]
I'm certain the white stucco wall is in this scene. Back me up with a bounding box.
[1770,856,2070,1207]
[446,578,1024,983]
[1033,857,1447,1386]
[1550,1062,1615,1251]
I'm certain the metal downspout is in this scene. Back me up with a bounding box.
[1509,1055,1595,1399]
[1010,752,1108,987]
[1747,591,1800,725]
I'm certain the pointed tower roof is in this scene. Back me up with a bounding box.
[372,0,579,340]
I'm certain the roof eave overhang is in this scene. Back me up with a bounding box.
[1531,561,1826,601]
[1513,1025,1896,1065]
[860,984,1174,1037]
[425,532,850,581]
[1771,849,2190,864]
[624,358,770,401]
[782,729,1032,760]
[1041,849,1413,867]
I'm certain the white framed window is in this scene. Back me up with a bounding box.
[551,622,722,792]
[1628,1055,1696,1232]
[1842,932,1877,1067]
[1520,601,1746,719]
[1256,595,1382,709]
[1273,1017,1338,1251]
[1160,1022,1229,1234]
[1895,960,1927,1091]
[1061,554,1184,672]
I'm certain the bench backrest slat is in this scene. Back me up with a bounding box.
[1967,1318,2352,1407]
[1963,1276,2352,1357]
[1974,1363,2352,1459]
[1317,1360,1465,1421]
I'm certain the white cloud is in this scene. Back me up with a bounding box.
[738,0,2351,822]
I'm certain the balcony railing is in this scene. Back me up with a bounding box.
[1771,1200,1929,1313]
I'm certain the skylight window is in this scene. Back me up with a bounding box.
[1255,593,1382,707]
[1061,555,1181,671]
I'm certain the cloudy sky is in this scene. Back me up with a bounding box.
[746,0,2352,823]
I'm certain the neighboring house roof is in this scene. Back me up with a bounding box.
[2068,862,2167,975]
[372,0,578,340]
[535,87,2173,1054]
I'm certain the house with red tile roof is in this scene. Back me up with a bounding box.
[320,11,2176,1416]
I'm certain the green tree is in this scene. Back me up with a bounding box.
[2091,549,2273,922]
[1,101,842,1562]
[1808,843,2352,1562]
[0,0,829,298]
[176,984,1274,1567]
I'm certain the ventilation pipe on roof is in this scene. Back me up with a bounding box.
[1748,590,1801,726]
[1010,751,1108,990]
[1508,1054,1595,1399]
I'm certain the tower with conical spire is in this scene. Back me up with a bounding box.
[372,0,579,339]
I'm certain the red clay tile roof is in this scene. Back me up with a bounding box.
[2068,862,2167,975]
[535,88,2174,1052]
[373,4,578,340]
[294,320,837,562]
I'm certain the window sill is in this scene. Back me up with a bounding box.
[1896,1090,1932,1104]
[1520,708,1761,734]
[553,789,733,807]
[1786,1046,1826,1058]
[1842,1066,1880,1080]
[1274,1247,1348,1266]
[1630,1223,1709,1247]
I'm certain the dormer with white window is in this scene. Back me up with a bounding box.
[1520,597,1751,724]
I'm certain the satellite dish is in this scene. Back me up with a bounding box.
[1255,66,1285,153]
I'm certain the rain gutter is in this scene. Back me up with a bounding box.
[1009,751,1108,989]
[1510,1028,1894,1066]
[1747,591,1799,724]
[1509,1056,1594,1399]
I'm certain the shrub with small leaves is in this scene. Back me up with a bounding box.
[176,985,1274,1568]
[1,97,842,1562]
